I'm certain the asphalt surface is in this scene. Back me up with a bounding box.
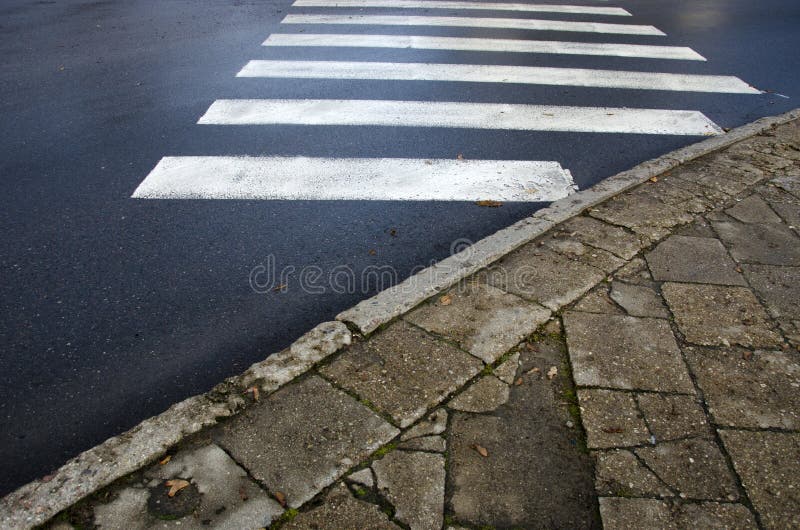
[1,0,798,496]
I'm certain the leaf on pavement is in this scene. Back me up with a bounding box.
[274,491,287,507]
[165,479,190,497]
[471,444,489,457]
[158,455,172,466]
[476,200,502,207]
[546,366,558,380]
[457,153,464,160]
[246,386,260,401]
[439,294,453,306]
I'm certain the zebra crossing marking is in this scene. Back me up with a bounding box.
[133,157,576,201]
[281,14,666,35]
[291,0,632,16]
[262,34,706,61]
[198,99,724,136]
[238,60,758,93]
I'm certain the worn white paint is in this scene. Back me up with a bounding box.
[281,14,665,35]
[132,156,577,201]
[198,99,724,136]
[262,34,705,61]
[292,0,631,16]
[238,60,757,93]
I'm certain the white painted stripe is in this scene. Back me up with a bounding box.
[238,60,757,93]
[281,14,665,35]
[132,156,577,201]
[292,0,631,16]
[263,34,705,61]
[198,99,724,136]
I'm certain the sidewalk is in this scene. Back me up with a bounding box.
[4,116,800,529]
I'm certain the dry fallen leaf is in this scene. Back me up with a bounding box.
[389,228,397,237]
[471,444,489,457]
[649,176,659,183]
[274,491,287,507]
[439,294,453,306]
[514,377,523,386]
[165,479,190,497]
[546,366,558,380]
[742,350,753,361]
[273,284,287,292]
[368,249,377,256]
[476,200,502,207]
[158,455,172,466]
[246,386,260,401]
[526,367,541,376]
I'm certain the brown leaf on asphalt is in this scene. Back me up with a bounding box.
[526,367,541,377]
[246,386,260,401]
[368,249,377,256]
[476,200,502,207]
[649,176,659,183]
[546,366,558,380]
[602,427,624,434]
[165,479,190,497]
[273,284,287,292]
[158,455,172,466]
[471,444,489,457]
[274,491,287,507]
[439,294,453,306]
[514,377,523,386]
[389,228,397,237]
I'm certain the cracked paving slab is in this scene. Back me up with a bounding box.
[214,376,398,508]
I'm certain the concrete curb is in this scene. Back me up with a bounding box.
[336,107,800,334]
[1,108,797,529]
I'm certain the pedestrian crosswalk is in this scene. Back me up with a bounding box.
[133,0,762,202]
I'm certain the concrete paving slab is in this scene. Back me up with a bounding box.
[559,216,644,260]
[726,195,784,224]
[713,221,800,266]
[372,451,445,530]
[594,449,672,497]
[599,497,757,530]
[448,375,509,413]
[573,284,626,315]
[400,409,447,441]
[397,436,446,453]
[578,389,651,449]
[542,236,626,273]
[405,282,550,364]
[610,281,669,318]
[662,283,781,348]
[215,376,399,508]
[143,444,283,528]
[486,244,605,310]
[636,394,711,442]
[647,235,747,285]
[635,438,739,501]
[283,482,400,530]
[493,352,519,384]
[743,264,800,322]
[321,322,482,427]
[720,430,800,530]
[684,346,800,429]
[448,336,597,529]
[564,312,694,393]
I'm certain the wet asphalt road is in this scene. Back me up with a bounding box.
[0,0,798,495]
